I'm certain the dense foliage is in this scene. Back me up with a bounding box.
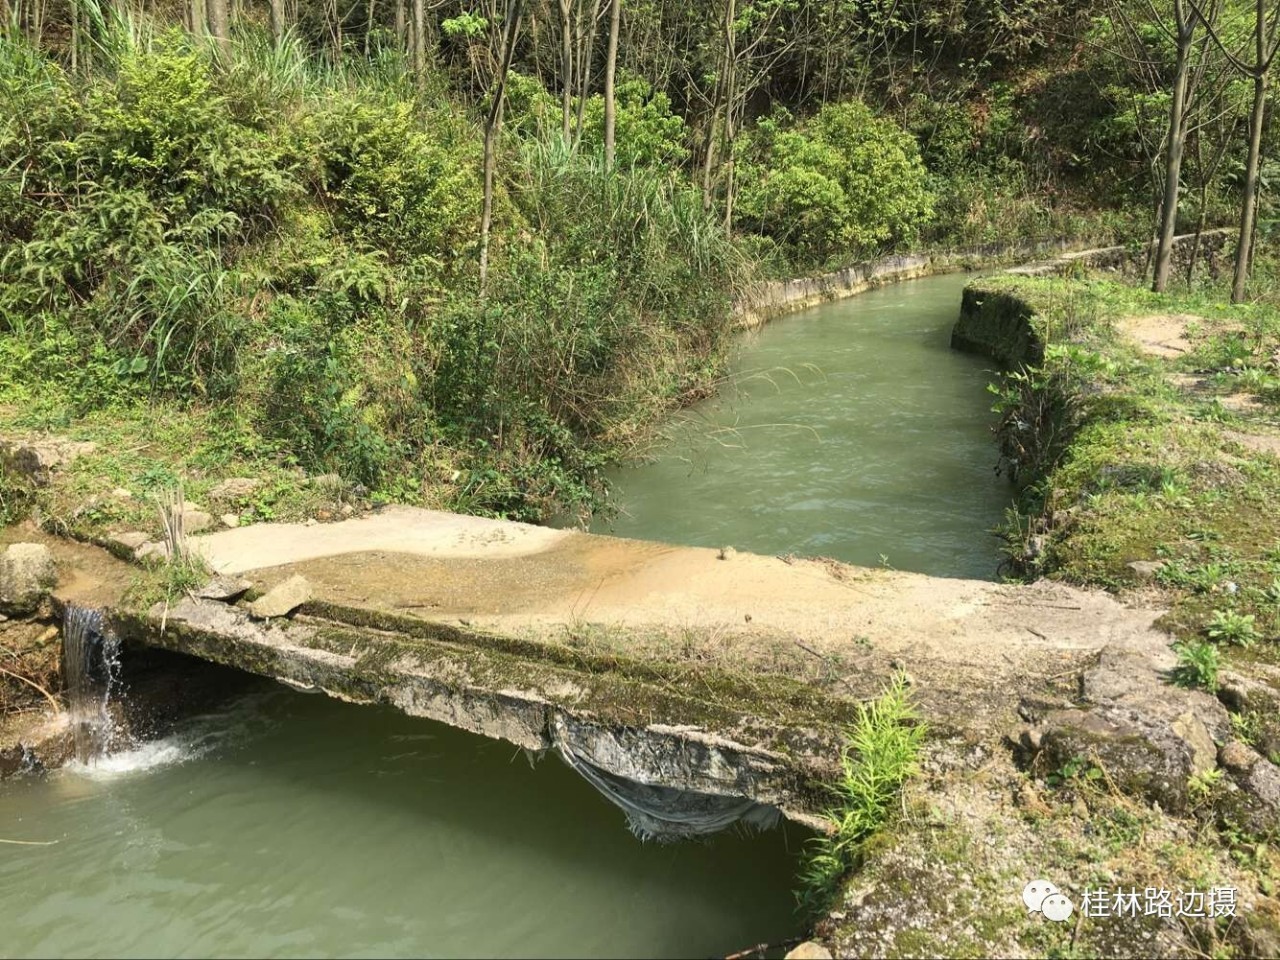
[0,28,742,520]
[0,0,1271,521]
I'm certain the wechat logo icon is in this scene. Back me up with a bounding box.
[1023,879,1074,923]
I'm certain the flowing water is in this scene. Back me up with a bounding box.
[2,273,1006,957]
[61,605,124,764]
[1,679,806,958]
[593,272,1010,579]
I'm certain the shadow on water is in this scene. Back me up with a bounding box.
[2,657,810,959]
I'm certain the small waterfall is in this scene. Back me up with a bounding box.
[62,605,124,764]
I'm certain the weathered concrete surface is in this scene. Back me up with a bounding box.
[111,503,1209,827]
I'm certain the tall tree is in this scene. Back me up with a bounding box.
[207,0,230,49]
[270,0,286,39]
[412,0,426,81]
[480,0,525,290]
[602,0,620,165]
[1194,0,1280,301]
[1146,0,1221,292]
[557,0,575,139]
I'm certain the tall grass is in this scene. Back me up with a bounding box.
[798,672,926,914]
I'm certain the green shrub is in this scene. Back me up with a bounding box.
[1206,609,1260,648]
[310,98,482,277]
[579,75,690,168]
[1173,639,1221,692]
[799,672,925,914]
[737,99,934,266]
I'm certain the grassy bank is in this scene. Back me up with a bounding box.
[975,266,1280,677]
[0,25,744,536]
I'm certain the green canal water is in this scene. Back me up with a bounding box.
[2,273,1005,959]
[0,680,805,958]
[594,272,1009,579]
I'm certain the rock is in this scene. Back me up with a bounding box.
[248,574,312,619]
[135,541,170,562]
[196,576,252,602]
[1036,709,1195,812]
[208,477,261,502]
[110,487,133,500]
[784,943,833,960]
[220,513,240,529]
[108,531,149,553]
[181,505,213,534]
[0,437,97,487]
[1220,756,1280,836]
[1219,739,1260,776]
[1126,559,1164,580]
[0,543,57,615]
[718,546,736,560]
[340,503,354,516]
[1171,711,1218,776]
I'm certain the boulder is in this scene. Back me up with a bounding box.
[134,541,170,563]
[0,543,57,615]
[0,437,96,487]
[248,574,312,619]
[196,575,252,602]
[108,531,149,553]
[208,478,260,502]
[785,944,833,960]
[220,513,240,529]
[180,505,213,534]
[1125,560,1164,580]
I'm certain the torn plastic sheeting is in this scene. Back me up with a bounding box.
[556,739,780,842]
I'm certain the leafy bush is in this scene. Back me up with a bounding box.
[310,98,481,277]
[1173,639,1221,692]
[1205,609,1260,647]
[579,75,690,168]
[737,99,934,266]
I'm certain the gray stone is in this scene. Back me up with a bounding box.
[248,574,312,619]
[785,944,833,960]
[0,543,57,615]
[109,531,149,552]
[1172,711,1218,776]
[1126,560,1165,580]
[1219,740,1260,776]
[181,505,213,534]
[135,541,170,562]
[196,576,252,602]
[208,478,260,502]
[0,437,97,487]
[1037,709,1194,812]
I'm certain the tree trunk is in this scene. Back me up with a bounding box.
[394,0,405,51]
[365,0,376,54]
[270,0,286,39]
[480,0,525,292]
[558,0,574,141]
[720,0,738,232]
[70,0,79,71]
[574,0,599,142]
[192,0,207,36]
[1153,17,1192,293]
[602,0,620,165]
[1233,69,1268,302]
[412,0,425,84]
[207,0,229,49]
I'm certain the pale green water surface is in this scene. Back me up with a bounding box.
[1,682,804,958]
[594,272,1009,578]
